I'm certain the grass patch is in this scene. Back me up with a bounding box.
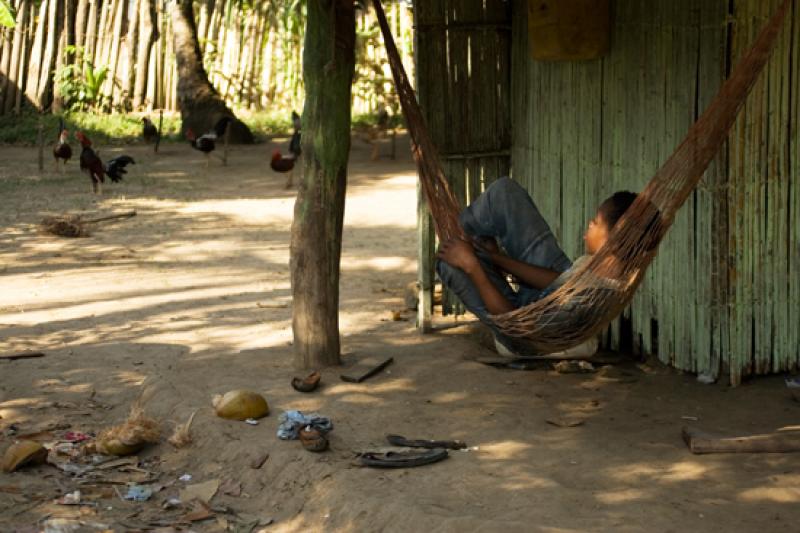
[0,110,401,146]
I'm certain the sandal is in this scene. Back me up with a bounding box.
[385,434,466,450]
[292,371,321,393]
[358,448,448,468]
[299,426,328,452]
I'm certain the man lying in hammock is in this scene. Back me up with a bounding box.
[436,177,640,358]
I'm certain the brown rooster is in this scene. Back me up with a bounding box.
[75,131,135,194]
[53,119,72,172]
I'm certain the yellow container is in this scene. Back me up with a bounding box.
[528,0,611,61]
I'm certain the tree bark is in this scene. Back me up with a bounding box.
[290,0,356,369]
[169,0,253,143]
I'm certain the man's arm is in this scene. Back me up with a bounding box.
[488,253,561,290]
[437,239,516,315]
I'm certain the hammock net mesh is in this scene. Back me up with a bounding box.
[372,0,791,353]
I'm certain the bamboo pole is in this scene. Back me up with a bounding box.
[123,0,138,108]
[37,119,44,171]
[0,20,12,111]
[105,0,125,108]
[74,0,88,51]
[24,0,48,109]
[12,2,30,114]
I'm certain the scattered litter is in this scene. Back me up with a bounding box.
[249,451,269,469]
[124,484,153,502]
[184,504,215,522]
[179,474,193,482]
[163,497,182,510]
[64,431,91,443]
[56,490,83,505]
[245,418,259,426]
[42,518,110,533]
[697,372,716,384]
[386,434,467,450]
[212,390,269,421]
[179,478,221,504]
[546,418,585,428]
[220,478,242,497]
[553,360,595,374]
[681,415,699,421]
[277,410,333,440]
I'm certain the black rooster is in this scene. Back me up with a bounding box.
[53,118,72,172]
[142,117,159,144]
[271,111,302,188]
[186,116,233,166]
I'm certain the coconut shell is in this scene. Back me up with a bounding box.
[92,407,161,456]
[2,440,48,472]
[212,390,269,420]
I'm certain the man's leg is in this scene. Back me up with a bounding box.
[460,177,572,273]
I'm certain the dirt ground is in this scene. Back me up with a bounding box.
[0,135,798,532]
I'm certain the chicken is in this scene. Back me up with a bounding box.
[75,131,135,194]
[186,116,233,167]
[142,117,159,144]
[53,119,72,172]
[271,111,302,188]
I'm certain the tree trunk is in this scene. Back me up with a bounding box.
[170,0,253,143]
[133,0,157,109]
[290,0,356,369]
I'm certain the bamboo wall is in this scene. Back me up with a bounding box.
[414,0,512,321]
[0,0,414,116]
[507,0,799,383]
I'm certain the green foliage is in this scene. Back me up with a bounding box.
[0,111,298,145]
[56,46,111,112]
[0,0,15,28]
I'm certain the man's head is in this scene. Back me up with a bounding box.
[584,191,638,254]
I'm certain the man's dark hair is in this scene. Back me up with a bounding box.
[598,191,638,229]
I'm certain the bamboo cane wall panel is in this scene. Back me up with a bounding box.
[507,0,798,383]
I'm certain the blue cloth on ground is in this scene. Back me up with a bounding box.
[277,410,333,440]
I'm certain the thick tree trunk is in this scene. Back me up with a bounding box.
[170,0,253,143]
[290,0,356,369]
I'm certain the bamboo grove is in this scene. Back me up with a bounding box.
[0,0,414,117]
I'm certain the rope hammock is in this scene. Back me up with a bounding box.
[372,0,792,353]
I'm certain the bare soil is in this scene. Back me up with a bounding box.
[0,136,798,532]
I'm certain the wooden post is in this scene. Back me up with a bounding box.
[154,109,163,153]
[290,0,355,369]
[37,119,44,172]
[222,119,229,165]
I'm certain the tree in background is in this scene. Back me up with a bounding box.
[170,0,253,143]
[290,0,356,368]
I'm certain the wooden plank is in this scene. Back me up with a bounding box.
[683,426,800,454]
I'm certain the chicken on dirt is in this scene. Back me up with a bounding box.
[271,110,302,188]
[186,116,233,167]
[75,131,135,195]
[53,119,72,172]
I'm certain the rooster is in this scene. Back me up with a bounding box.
[186,116,233,167]
[271,111,302,188]
[75,131,135,194]
[53,119,72,172]
[142,117,159,144]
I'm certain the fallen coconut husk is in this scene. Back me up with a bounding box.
[40,210,137,238]
[2,440,48,472]
[89,403,160,456]
[168,410,198,448]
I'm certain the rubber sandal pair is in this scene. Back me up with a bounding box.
[357,434,465,468]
